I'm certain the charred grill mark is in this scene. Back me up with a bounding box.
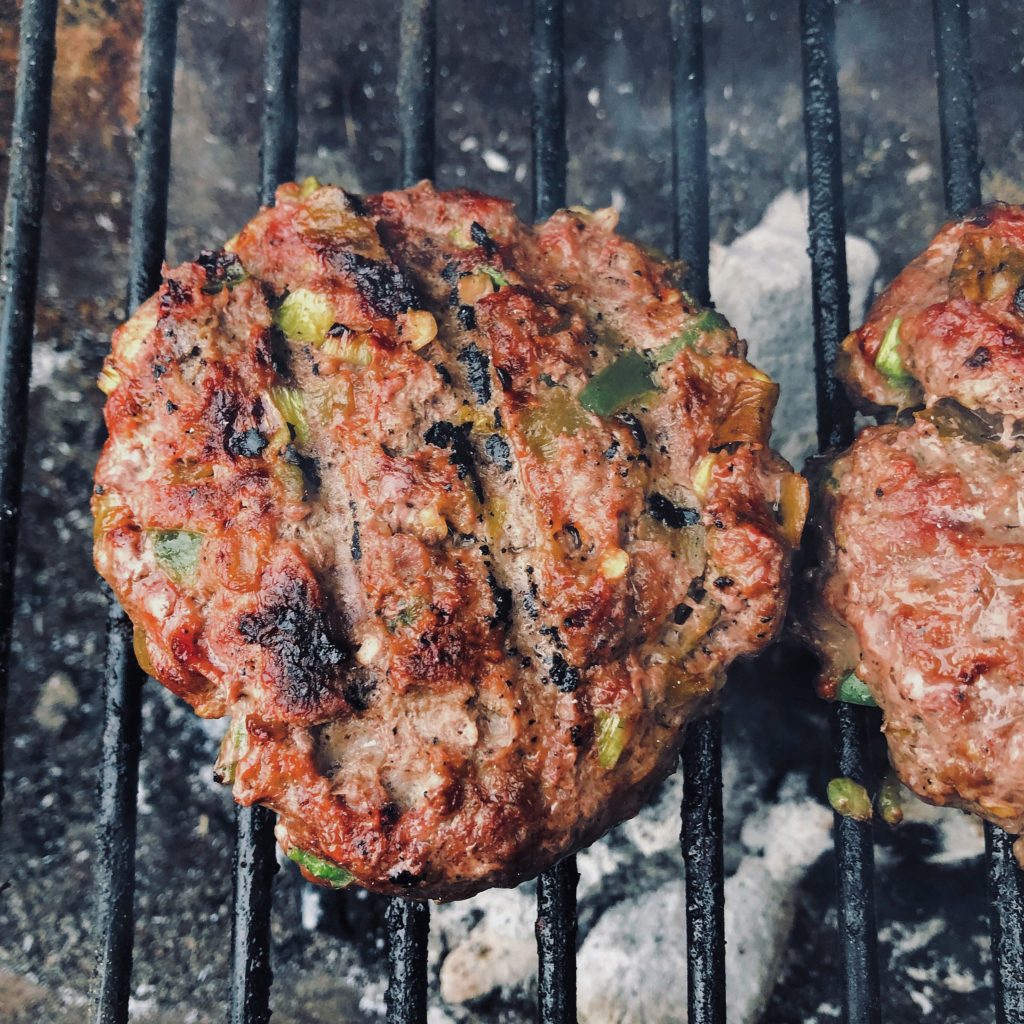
[647,492,701,528]
[282,443,321,493]
[424,420,484,501]
[487,571,513,629]
[349,499,362,561]
[329,251,420,318]
[458,343,492,404]
[470,221,498,258]
[457,304,477,331]
[259,325,294,379]
[238,575,349,717]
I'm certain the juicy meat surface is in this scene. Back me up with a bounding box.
[93,180,803,898]
[808,203,1024,835]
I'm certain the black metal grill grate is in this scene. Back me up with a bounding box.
[0,2,1021,1023]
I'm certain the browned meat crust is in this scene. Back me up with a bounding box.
[94,180,803,898]
[806,203,1024,835]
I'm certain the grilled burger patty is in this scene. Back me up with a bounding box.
[93,180,804,898]
[807,203,1024,836]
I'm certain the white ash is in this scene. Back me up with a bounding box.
[574,784,831,1024]
[709,189,880,467]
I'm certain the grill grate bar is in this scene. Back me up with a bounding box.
[670,3,726,1020]
[799,1,882,1022]
[680,716,725,1022]
[386,899,431,1024]
[931,3,1024,1018]
[0,0,58,831]
[226,4,303,1023]
[932,0,981,218]
[531,0,567,217]
[530,3,578,1021]
[386,5,436,1022]
[670,0,710,305]
[91,3,180,1023]
[397,0,436,189]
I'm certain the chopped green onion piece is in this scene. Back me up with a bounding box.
[837,672,877,707]
[274,288,336,345]
[827,776,873,821]
[214,719,247,785]
[481,265,509,288]
[151,529,203,584]
[269,385,311,445]
[655,309,730,364]
[287,847,354,888]
[298,176,321,198]
[595,709,628,770]
[877,770,904,827]
[875,317,910,382]
[579,350,656,417]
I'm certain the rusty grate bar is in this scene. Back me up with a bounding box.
[0,0,58,832]
[91,3,180,1023]
[799,1,881,1022]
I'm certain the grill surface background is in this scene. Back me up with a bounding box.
[1,1,1024,1022]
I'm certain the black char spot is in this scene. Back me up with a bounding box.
[389,869,422,887]
[965,346,991,368]
[470,221,498,257]
[237,575,348,716]
[616,412,647,449]
[487,572,513,628]
[342,674,377,712]
[424,420,483,501]
[647,492,700,528]
[458,343,492,404]
[330,251,420,318]
[485,434,513,471]
[160,277,192,313]
[349,500,362,561]
[549,653,581,693]
[227,426,269,459]
[282,443,321,493]
[457,304,477,330]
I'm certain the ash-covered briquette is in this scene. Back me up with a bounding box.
[807,203,1024,841]
[93,179,804,898]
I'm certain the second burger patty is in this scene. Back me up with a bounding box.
[93,180,804,898]
[807,203,1024,839]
